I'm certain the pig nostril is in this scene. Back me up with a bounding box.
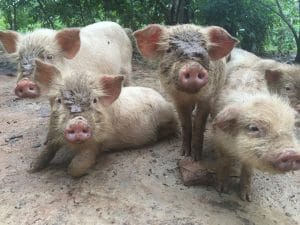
[68,130,75,134]
[29,87,34,91]
[198,74,203,79]
[185,73,190,79]
[82,129,88,133]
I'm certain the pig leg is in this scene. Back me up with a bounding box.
[175,101,195,156]
[68,148,98,177]
[191,103,209,160]
[239,164,253,202]
[29,142,60,172]
[215,153,231,193]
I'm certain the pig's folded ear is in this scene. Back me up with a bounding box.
[265,69,282,85]
[212,106,240,133]
[206,26,239,61]
[133,24,165,59]
[99,75,124,107]
[34,59,61,88]
[0,30,20,53]
[55,28,81,59]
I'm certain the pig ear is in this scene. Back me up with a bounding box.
[206,26,239,60]
[265,69,282,85]
[133,24,165,59]
[34,59,61,88]
[0,30,20,53]
[212,106,240,133]
[55,28,81,59]
[99,75,124,107]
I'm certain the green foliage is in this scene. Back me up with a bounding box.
[197,0,276,54]
[0,0,299,57]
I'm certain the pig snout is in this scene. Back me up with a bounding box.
[64,116,92,144]
[270,150,300,172]
[178,63,208,93]
[14,79,40,98]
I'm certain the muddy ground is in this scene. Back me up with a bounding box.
[0,61,300,225]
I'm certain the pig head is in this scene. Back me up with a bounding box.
[134,24,238,93]
[213,95,300,173]
[0,28,81,98]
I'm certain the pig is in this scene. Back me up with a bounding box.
[29,60,178,177]
[227,48,300,112]
[211,67,300,201]
[133,24,238,160]
[0,21,132,98]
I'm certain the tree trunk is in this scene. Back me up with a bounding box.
[177,0,190,24]
[13,3,17,30]
[294,39,300,63]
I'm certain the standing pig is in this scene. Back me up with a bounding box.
[29,60,178,177]
[133,24,237,160]
[0,21,132,98]
[212,67,300,201]
[227,48,300,111]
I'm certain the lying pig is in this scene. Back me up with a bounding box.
[212,67,300,201]
[133,24,238,160]
[29,60,177,177]
[0,21,132,98]
[227,48,300,111]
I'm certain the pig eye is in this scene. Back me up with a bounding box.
[166,48,172,53]
[285,86,292,91]
[93,98,97,104]
[247,125,259,132]
[46,54,54,60]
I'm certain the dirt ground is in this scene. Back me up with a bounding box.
[0,62,300,225]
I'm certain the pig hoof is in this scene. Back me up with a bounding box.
[191,150,202,161]
[28,161,46,173]
[68,167,87,178]
[181,146,191,157]
[215,182,229,193]
[240,190,252,202]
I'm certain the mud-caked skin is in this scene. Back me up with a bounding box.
[227,48,300,112]
[29,60,178,177]
[212,67,300,201]
[0,21,132,98]
[134,24,238,160]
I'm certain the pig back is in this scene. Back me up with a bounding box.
[67,21,132,75]
[102,87,174,150]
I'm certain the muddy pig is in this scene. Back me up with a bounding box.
[0,21,132,98]
[211,67,300,201]
[29,60,177,177]
[227,48,300,111]
[133,24,238,160]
